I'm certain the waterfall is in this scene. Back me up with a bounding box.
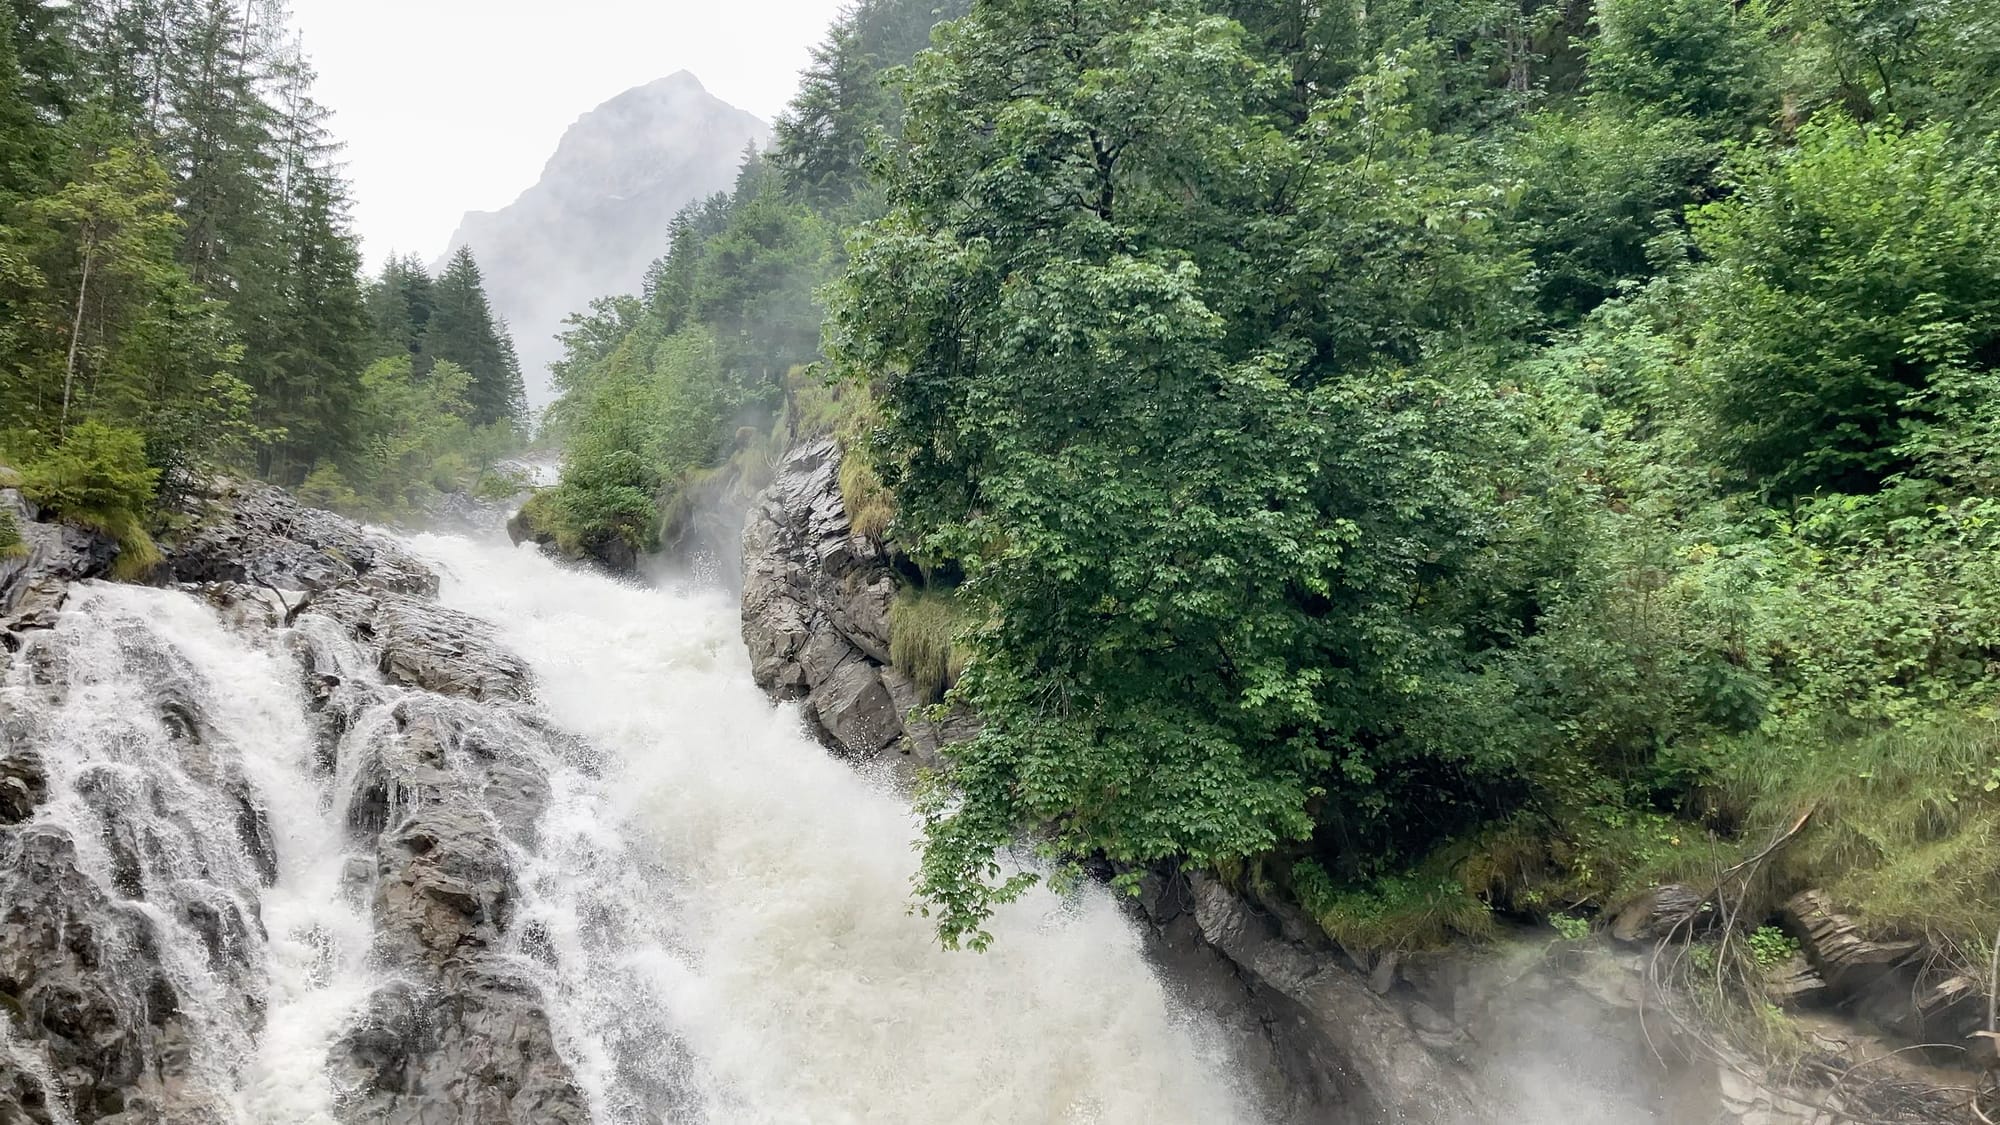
[1,537,1258,1124]
[410,533,1259,1123]
[0,583,373,1123]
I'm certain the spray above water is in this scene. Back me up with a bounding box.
[3,538,1259,1124]
[410,533,1261,1123]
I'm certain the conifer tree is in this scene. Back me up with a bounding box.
[365,254,437,370]
[425,245,524,428]
[245,43,369,483]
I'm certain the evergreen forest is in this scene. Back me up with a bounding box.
[0,0,528,560]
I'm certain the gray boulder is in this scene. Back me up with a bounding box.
[741,440,908,757]
[0,489,118,640]
[158,476,436,596]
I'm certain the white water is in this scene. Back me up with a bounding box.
[8,539,1258,1123]
[1,584,376,1123]
[410,534,1261,1124]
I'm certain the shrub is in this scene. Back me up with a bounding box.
[1748,925,1799,967]
[1292,860,1496,954]
[0,506,26,560]
[21,421,161,579]
[1550,913,1592,942]
[297,463,365,517]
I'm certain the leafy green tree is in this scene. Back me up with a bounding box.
[2,135,249,470]
[1691,115,2000,495]
[19,417,164,575]
[1502,108,1714,324]
[831,0,1520,946]
[0,0,78,203]
[1589,0,1775,130]
[690,155,831,401]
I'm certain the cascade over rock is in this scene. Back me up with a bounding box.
[0,479,589,1123]
[0,489,118,640]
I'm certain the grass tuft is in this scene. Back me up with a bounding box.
[0,506,25,561]
[1720,715,2000,945]
[890,585,970,702]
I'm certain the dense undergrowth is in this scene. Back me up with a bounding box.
[470,0,2000,997]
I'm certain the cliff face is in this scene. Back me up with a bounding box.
[439,71,769,411]
[740,439,972,768]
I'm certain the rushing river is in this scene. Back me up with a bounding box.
[2,534,1257,1124]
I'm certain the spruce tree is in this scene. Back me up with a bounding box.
[365,254,436,370]
[247,44,369,484]
[424,245,523,428]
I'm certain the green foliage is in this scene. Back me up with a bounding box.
[1748,925,1799,967]
[890,585,970,702]
[291,357,516,521]
[1724,717,2000,945]
[0,1,514,526]
[835,0,1533,946]
[1590,0,1774,127]
[1501,108,1714,323]
[19,419,160,578]
[0,506,27,560]
[1691,116,2000,496]
[514,0,2000,976]
[772,0,973,207]
[295,462,362,514]
[425,246,526,429]
[20,418,158,523]
[1549,912,1591,942]
[1293,860,1496,954]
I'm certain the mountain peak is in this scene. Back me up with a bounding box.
[440,75,769,411]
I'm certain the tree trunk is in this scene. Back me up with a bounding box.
[61,235,97,436]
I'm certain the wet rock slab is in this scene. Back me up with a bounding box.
[1,475,595,1125]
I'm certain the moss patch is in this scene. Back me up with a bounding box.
[1292,860,1497,954]
[0,506,26,561]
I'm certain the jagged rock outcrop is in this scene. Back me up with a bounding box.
[0,478,591,1125]
[0,488,117,642]
[1608,882,1709,943]
[505,501,638,576]
[1782,890,1985,1046]
[0,824,230,1125]
[160,476,438,596]
[275,526,590,1124]
[1179,875,1483,1123]
[741,439,980,766]
[742,439,928,760]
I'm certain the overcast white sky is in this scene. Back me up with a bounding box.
[288,0,847,270]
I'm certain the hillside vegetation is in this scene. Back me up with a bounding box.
[537,0,2000,982]
[0,0,528,529]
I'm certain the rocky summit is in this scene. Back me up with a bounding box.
[439,72,769,410]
